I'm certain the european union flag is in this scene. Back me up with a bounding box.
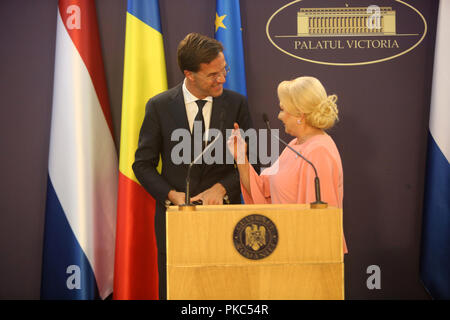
[215,0,247,96]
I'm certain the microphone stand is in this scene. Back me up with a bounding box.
[179,111,225,211]
[263,114,327,209]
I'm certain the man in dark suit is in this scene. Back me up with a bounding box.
[133,33,254,300]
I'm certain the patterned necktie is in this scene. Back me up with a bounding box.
[194,100,207,148]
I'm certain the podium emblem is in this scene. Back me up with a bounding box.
[233,214,278,260]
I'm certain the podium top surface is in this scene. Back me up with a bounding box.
[167,203,339,212]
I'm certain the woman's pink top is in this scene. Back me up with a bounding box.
[241,134,348,253]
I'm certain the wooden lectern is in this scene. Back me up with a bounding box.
[166,204,344,300]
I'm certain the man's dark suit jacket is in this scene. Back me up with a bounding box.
[132,83,253,299]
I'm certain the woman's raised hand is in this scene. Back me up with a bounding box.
[226,122,247,164]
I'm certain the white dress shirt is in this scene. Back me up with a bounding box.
[182,78,213,140]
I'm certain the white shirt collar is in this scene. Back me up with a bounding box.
[182,78,213,104]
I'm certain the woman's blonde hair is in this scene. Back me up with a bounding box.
[277,76,339,130]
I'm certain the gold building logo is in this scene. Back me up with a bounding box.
[297,6,396,36]
[266,0,427,66]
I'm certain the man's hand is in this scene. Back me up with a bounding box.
[168,190,186,206]
[191,183,226,205]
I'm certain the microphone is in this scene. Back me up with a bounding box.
[262,113,327,209]
[182,110,226,210]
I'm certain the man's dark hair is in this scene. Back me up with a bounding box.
[177,33,224,73]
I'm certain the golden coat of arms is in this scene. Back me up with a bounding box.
[245,224,266,251]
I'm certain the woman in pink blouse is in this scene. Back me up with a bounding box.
[228,76,347,253]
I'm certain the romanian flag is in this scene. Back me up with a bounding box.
[113,0,167,300]
[215,0,247,96]
[420,0,450,300]
[41,0,118,299]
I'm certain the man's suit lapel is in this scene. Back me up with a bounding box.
[210,92,226,131]
[168,84,190,132]
[167,83,202,181]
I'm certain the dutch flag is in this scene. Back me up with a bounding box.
[420,0,450,300]
[41,0,118,300]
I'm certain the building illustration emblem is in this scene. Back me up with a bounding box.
[266,0,427,66]
[233,214,278,260]
[297,7,396,36]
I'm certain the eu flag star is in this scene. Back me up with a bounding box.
[215,13,227,32]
